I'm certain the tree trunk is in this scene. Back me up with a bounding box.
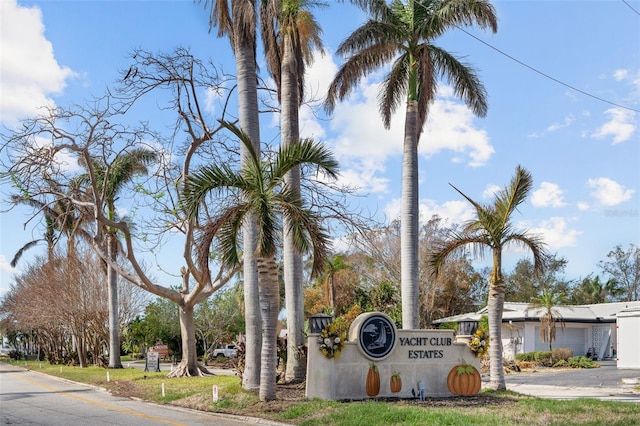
[74,332,88,368]
[281,33,306,384]
[235,17,262,391]
[107,233,123,368]
[257,256,280,401]
[401,100,420,329]
[167,303,211,378]
[487,250,506,390]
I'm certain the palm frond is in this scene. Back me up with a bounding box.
[183,162,245,221]
[10,240,42,267]
[273,137,339,181]
[429,44,488,117]
[494,165,533,228]
[379,53,410,128]
[503,232,548,274]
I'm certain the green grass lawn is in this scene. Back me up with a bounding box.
[3,357,639,426]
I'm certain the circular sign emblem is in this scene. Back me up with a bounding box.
[358,314,396,360]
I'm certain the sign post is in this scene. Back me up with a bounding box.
[145,351,160,372]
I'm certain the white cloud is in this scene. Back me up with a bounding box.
[0,0,75,128]
[613,69,629,81]
[0,255,15,295]
[531,182,566,208]
[0,255,14,274]
[482,184,501,199]
[546,115,575,132]
[523,217,581,249]
[591,107,636,144]
[577,202,590,211]
[421,98,494,167]
[335,158,390,195]
[587,177,635,206]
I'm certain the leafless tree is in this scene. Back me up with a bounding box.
[1,49,240,377]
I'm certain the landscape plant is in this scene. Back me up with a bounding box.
[182,120,339,400]
[430,166,548,390]
[325,0,498,329]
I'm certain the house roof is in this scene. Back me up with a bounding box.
[433,301,640,324]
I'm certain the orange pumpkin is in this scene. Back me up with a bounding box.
[447,364,481,396]
[390,372,402,393]
[366,364,380,397]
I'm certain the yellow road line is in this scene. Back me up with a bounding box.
[10,371,187,426]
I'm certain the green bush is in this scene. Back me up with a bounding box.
[567,356,599,368]
[552,359,568,368]
[516,351,553,365]
[515,352,534,362]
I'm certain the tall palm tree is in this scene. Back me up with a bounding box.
[89,149,158,369]
[528,288,568,352]
[260,0,325,383]
[325,0,497,329]
[430,165,547,390]
[183,120,338,401]
[200,0,263,389]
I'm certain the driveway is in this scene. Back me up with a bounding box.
[496,360,640,402]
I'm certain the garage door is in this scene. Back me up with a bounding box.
[534,326,586,356]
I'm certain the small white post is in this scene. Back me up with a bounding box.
[161,382,165,397]
[212,385,219,402]
[106,371,110,382]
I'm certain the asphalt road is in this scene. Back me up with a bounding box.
[0,362,282,426]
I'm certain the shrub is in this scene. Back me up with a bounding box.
[567,356,599,368]
[515,352,535,362]
[8,350,22,360]
[515,351,553,366]
[551,347,573,364]
[516,361,538,370]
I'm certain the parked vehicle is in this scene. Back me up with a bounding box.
[212,344,237,359]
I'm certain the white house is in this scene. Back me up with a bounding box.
[433,301,640,363]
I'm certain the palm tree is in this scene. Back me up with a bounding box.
[200,0,263,390]
[528,288,568,352]
[574,275,623,304]
[325,0,497,329]
[430,165,547,390]
[89,149,158,369]
[11,178,87,267]
[10,180,91,367]
[260,0,325,383]
[183,120,338,401]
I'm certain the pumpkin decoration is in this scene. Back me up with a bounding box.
[365,363,380,397]
[447,362,481,396]
[390,371,402,393]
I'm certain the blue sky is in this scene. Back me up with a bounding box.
[1,0,638,297]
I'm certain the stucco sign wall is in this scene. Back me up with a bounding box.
[306,312,481,400]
